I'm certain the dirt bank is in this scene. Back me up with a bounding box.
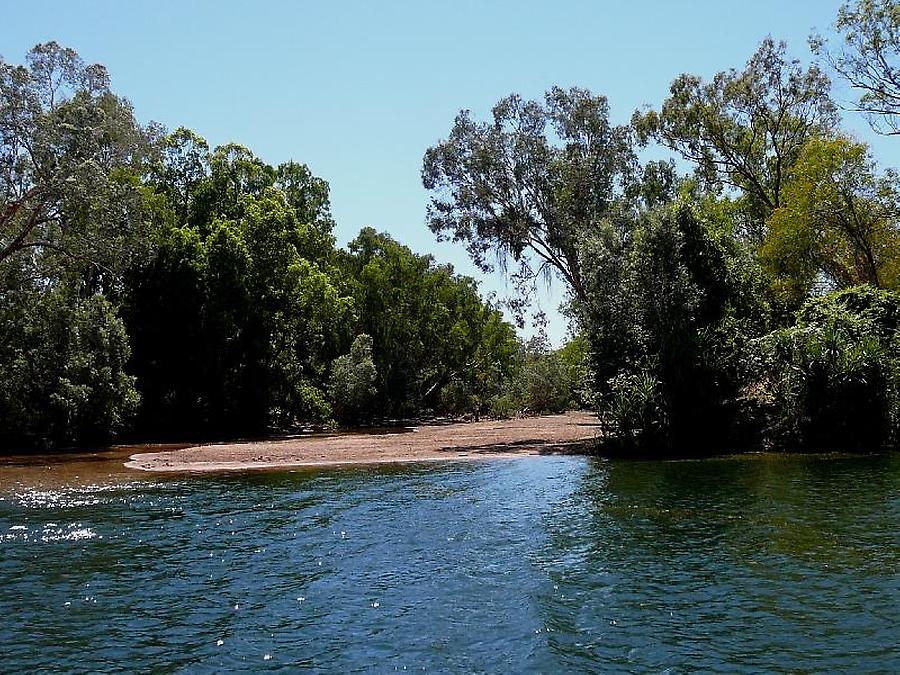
[126,411,600,472]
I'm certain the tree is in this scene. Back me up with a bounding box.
[519,335,575,414]
[761,135,900,307]
[0,288,139,449]
[812,0,900,135]
[423,86,638,304]
[341,228,519,416]
[275,160,336,233]
[0,42,152,288]
[633,38,838,239]
[126,135,353,438]
[151,127,210,222]
[579,202,760,451]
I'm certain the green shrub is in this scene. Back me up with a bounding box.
[439,378,477,417]
[328,334,378,424]
[582,202,763,452]
[488,392,521,419]
[603,366,667,448]
[753,286,900,450]
[521,349,573,413]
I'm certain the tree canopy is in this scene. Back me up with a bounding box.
[762,134,900,306]
[423,87,639,305]
[5,25,900,455]
[813,0,900,135]
[0,42,152,289]
[633,38,838,238]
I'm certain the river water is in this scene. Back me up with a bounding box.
[0,452,897,672]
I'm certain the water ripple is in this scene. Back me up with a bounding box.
[0,454,897,672]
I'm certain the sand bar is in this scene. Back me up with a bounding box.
[126,411,600,473]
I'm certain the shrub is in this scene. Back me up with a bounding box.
[603,366,667,449]
[328,334,378,424]
[753,286,900,450]
[581,203,763,452]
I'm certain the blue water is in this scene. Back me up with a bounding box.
[0,454,898,672]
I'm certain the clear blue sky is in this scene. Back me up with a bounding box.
[3,0,896,343]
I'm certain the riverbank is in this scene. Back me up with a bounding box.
[126,412,600,473]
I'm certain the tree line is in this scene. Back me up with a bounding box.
[3,0,898,454]
[0,44,583,450]
[423,0,900,454]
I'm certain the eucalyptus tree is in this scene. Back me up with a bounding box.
[0,42,152,289]
[812,0,900,135]
[633,38,839,240]
[423,86,638,305]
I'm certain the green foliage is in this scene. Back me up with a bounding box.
[486,335,582,418]
[752,286,900,450]
[124,139,521,438]
[581,202,764,451]
[557,334,592,407]
[341,228,519,418]
[518,337,575,414]
[0,288,138,449]
[761,134,900,309]
[0,42,149,450]
[423,86,638,306]
[634,37,838,239]
[439,378,478,417]
[605,366,666,447]
[9,37,900,459]
[0,42,152,291]
[329,334,378,424]
[125,145,353,439]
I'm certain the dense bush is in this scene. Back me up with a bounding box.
[340,228,519,418]
[486,336,581,418]
[7,33,900,455]
[0,289,139,449]
[124,141,518,440]
[752,287,900,450]
[580,202,763,452]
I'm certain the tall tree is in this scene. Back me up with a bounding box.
[342,228,518,416]
[422,87,638,304]
[0,42,151,288]
[812,0,900,135]
[127,132,353,438]
[633,38,838,239]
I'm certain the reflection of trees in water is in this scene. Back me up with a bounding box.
[577,454,898,568]
[530,454,900,668]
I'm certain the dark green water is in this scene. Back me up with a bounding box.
[0,453,898,672]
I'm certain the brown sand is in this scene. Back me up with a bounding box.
[126,411,600,473]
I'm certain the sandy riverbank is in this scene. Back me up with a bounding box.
[126,411,601,472]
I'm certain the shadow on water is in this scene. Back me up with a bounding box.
[528,452,900,671]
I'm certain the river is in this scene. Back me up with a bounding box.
[0,451,897,672]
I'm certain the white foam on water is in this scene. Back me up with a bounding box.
[40,523,99,542]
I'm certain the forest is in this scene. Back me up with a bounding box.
[1,0,898,455]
